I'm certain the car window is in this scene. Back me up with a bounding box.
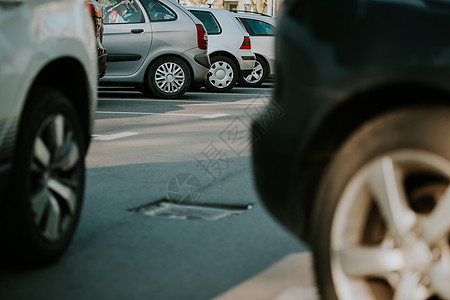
[189,10,221,35]
[140,0,177,22]
[239,18,275,36]
[100,0,144,24]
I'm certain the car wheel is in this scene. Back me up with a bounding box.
[311,107,450,300]
[205,56,238,93]
[146,56,191,99]
[238,56,267,87]
[0,86,85,266]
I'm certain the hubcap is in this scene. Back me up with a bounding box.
[155,62,185,94]
[31,114,81,241]
[244,60,263,84]
[331,150,450,300]
[208,60,234,89]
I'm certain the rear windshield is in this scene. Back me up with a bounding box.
[189,10,222,35]
[239,18,275,36]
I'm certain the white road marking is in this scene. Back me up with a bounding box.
[202,113,229,119]
[212,252,319,300]
[96,111,229,118]
[98,98,268,105]
[92,132,139,141]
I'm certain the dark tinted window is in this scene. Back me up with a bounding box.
[190,10,222,35]
[100,0,144,24]
[240,18,275,36]
[141,0,177,22]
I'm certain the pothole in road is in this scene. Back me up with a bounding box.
[130,199,253,221]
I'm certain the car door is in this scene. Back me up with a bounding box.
[100,0,152,76]
[141,0,194,56]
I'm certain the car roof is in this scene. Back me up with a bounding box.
[231,11,276,25]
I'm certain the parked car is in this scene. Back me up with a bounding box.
[98,0,210,99]
[0,0,98,266]
[252,1,450,299]
[88,0,108,78]
[187,7,256,92]
[232,11,275,87]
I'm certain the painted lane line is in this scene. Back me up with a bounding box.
[202,113,229,119]
[98,98,267,105]
[93,132,139,141]
[96,111,229,118]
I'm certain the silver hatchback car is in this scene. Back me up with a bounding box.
[99,0,210,98]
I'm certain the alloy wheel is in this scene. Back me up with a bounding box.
[331,150,450,299]
[31,113,81,241]
[244,60,263,84]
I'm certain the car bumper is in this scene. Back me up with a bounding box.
[182,49,210,83]
[98,51,107,78]
[194,53,210,69]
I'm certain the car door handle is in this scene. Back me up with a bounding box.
[131,29,144,34]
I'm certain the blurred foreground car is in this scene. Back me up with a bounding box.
[0,0,97,266]
[98,0,210,99]
[232,11,275,87]
[188,7,255,92]
[252,1,450,299]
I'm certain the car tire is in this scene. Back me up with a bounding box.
[0,86,85,267]
[238,56,267,87]
[146,56,191,99]
[205,56,238,93]
[310,106,450,300]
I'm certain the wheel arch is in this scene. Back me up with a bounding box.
[254,53,270,75]
[27,57,92,149]
[209,51,240,72]
[297,81,450,242]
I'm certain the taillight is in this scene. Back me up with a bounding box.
[240,36,251,50]
[196,24,208,50]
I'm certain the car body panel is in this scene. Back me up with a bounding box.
[102,21,152,76]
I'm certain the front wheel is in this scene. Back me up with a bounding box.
[0,86,86,266]
[205,56,238,93]
[311,107,450,300]
[145,56,191,99]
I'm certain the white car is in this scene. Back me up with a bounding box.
[233,11,276,87]
[0,0,97,266]
[188,7,256,92]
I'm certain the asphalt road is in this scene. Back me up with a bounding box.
[0,83,313,300]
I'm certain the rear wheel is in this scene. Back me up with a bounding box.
[238,56,268,87]
[311,107,450,300]
[205,56,238,93]
[0,86,85,266]
[146,56,191,99]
